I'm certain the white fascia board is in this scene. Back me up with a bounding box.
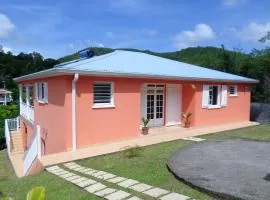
[13,67,259,84]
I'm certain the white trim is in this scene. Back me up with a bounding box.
[13,67,258,84]
[93,82,114,108]
[229,85,238,97]
[92,104,115,109]
[72,73,79,151]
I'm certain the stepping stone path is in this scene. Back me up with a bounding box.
[46,166,141,200]
[63,162,192,200]
[182,136,206,142]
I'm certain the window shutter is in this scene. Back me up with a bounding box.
[217,85,221,107]
[221,85,228,107]
[38,83,42,101]
[44,83,48,102]
[202,85,209,108]
[35,83,38,100]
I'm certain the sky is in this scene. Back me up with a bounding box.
[0,0,270,59]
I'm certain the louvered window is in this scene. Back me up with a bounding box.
[93,82,114,107]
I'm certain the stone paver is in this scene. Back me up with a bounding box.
[65,175,81,181]
[104,190,130,200]
[117,179,139,188]
[85,183,107,193]
[92,171,108,177]
[107,176,127,183]
[71,177,88,184]
[94,188,117,197]
[60,173,74,178]
[129,183,153,192]
[86,170,99,176]
[182,136,206,142]
[143,187,170,198]
[160,192,190,200]
[99,173,116,180]
[126,197,143,200]
[77,179,97,187]
[65,162,192,200]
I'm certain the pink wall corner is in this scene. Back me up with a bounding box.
[193,83,251,127]
[182,83,196,126]
[20,76,73,155]
[76,76,141,148]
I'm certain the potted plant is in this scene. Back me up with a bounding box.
[141,117,150,135]
[182,112,192,128]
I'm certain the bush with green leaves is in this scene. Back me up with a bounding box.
[121,145,143,159]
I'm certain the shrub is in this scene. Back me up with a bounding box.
[121,145,143,159]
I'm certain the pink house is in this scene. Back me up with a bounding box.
[5,50,257,175]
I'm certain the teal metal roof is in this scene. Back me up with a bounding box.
[56,50,257,83]
[14,50,258,83]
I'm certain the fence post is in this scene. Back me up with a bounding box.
[36,125,41,159]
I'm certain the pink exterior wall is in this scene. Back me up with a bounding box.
[20,76,72,155]
[76,76,141,148]
[193,83,251,126]
[19,75,252,155]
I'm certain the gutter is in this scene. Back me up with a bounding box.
[72,73,79,151]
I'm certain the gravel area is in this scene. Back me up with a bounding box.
[168,139,270,200]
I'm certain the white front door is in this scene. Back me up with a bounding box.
[142,84,164,127]
[166,84,181,126]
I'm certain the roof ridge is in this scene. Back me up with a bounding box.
[56,50,119,68]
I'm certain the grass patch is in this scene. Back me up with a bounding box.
[0,124,269,199]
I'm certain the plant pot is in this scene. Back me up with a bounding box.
[141,127,149,135]
[183,123,191,128]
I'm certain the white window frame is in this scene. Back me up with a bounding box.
[37,82,48,104]
[229,85,238,97]
[92,82,115,108]
[208,85,221,109]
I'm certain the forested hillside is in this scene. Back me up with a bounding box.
[1,46,270,103]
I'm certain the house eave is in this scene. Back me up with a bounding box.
[13,68,259,84]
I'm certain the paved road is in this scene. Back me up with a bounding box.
[168,139,270,200]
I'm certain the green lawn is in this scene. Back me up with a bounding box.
[0,124,269,200]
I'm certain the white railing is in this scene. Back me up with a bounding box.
[0,97,12,102]
[4,120,11,156]
[23,125,41,175]
[20,102,34,122]
[4,117,20,156]
[7,117,20,131]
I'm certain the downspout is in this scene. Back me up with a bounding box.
[72,73,79,151]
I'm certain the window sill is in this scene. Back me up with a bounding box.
[92,104,115,109]
[38,100,48,104]
[207,105,221,109]
[229,94,238,97]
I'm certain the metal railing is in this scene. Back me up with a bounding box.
[20,102,34,122]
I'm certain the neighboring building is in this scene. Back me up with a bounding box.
[0,89,13,105]
[4,50,257,175]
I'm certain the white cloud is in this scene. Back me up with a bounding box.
[223,0,247,7]
[2,46,12,53]
[231,22,270,43]
[142,29,159,37]
[173,24,216,49]
[0,13,15,38]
